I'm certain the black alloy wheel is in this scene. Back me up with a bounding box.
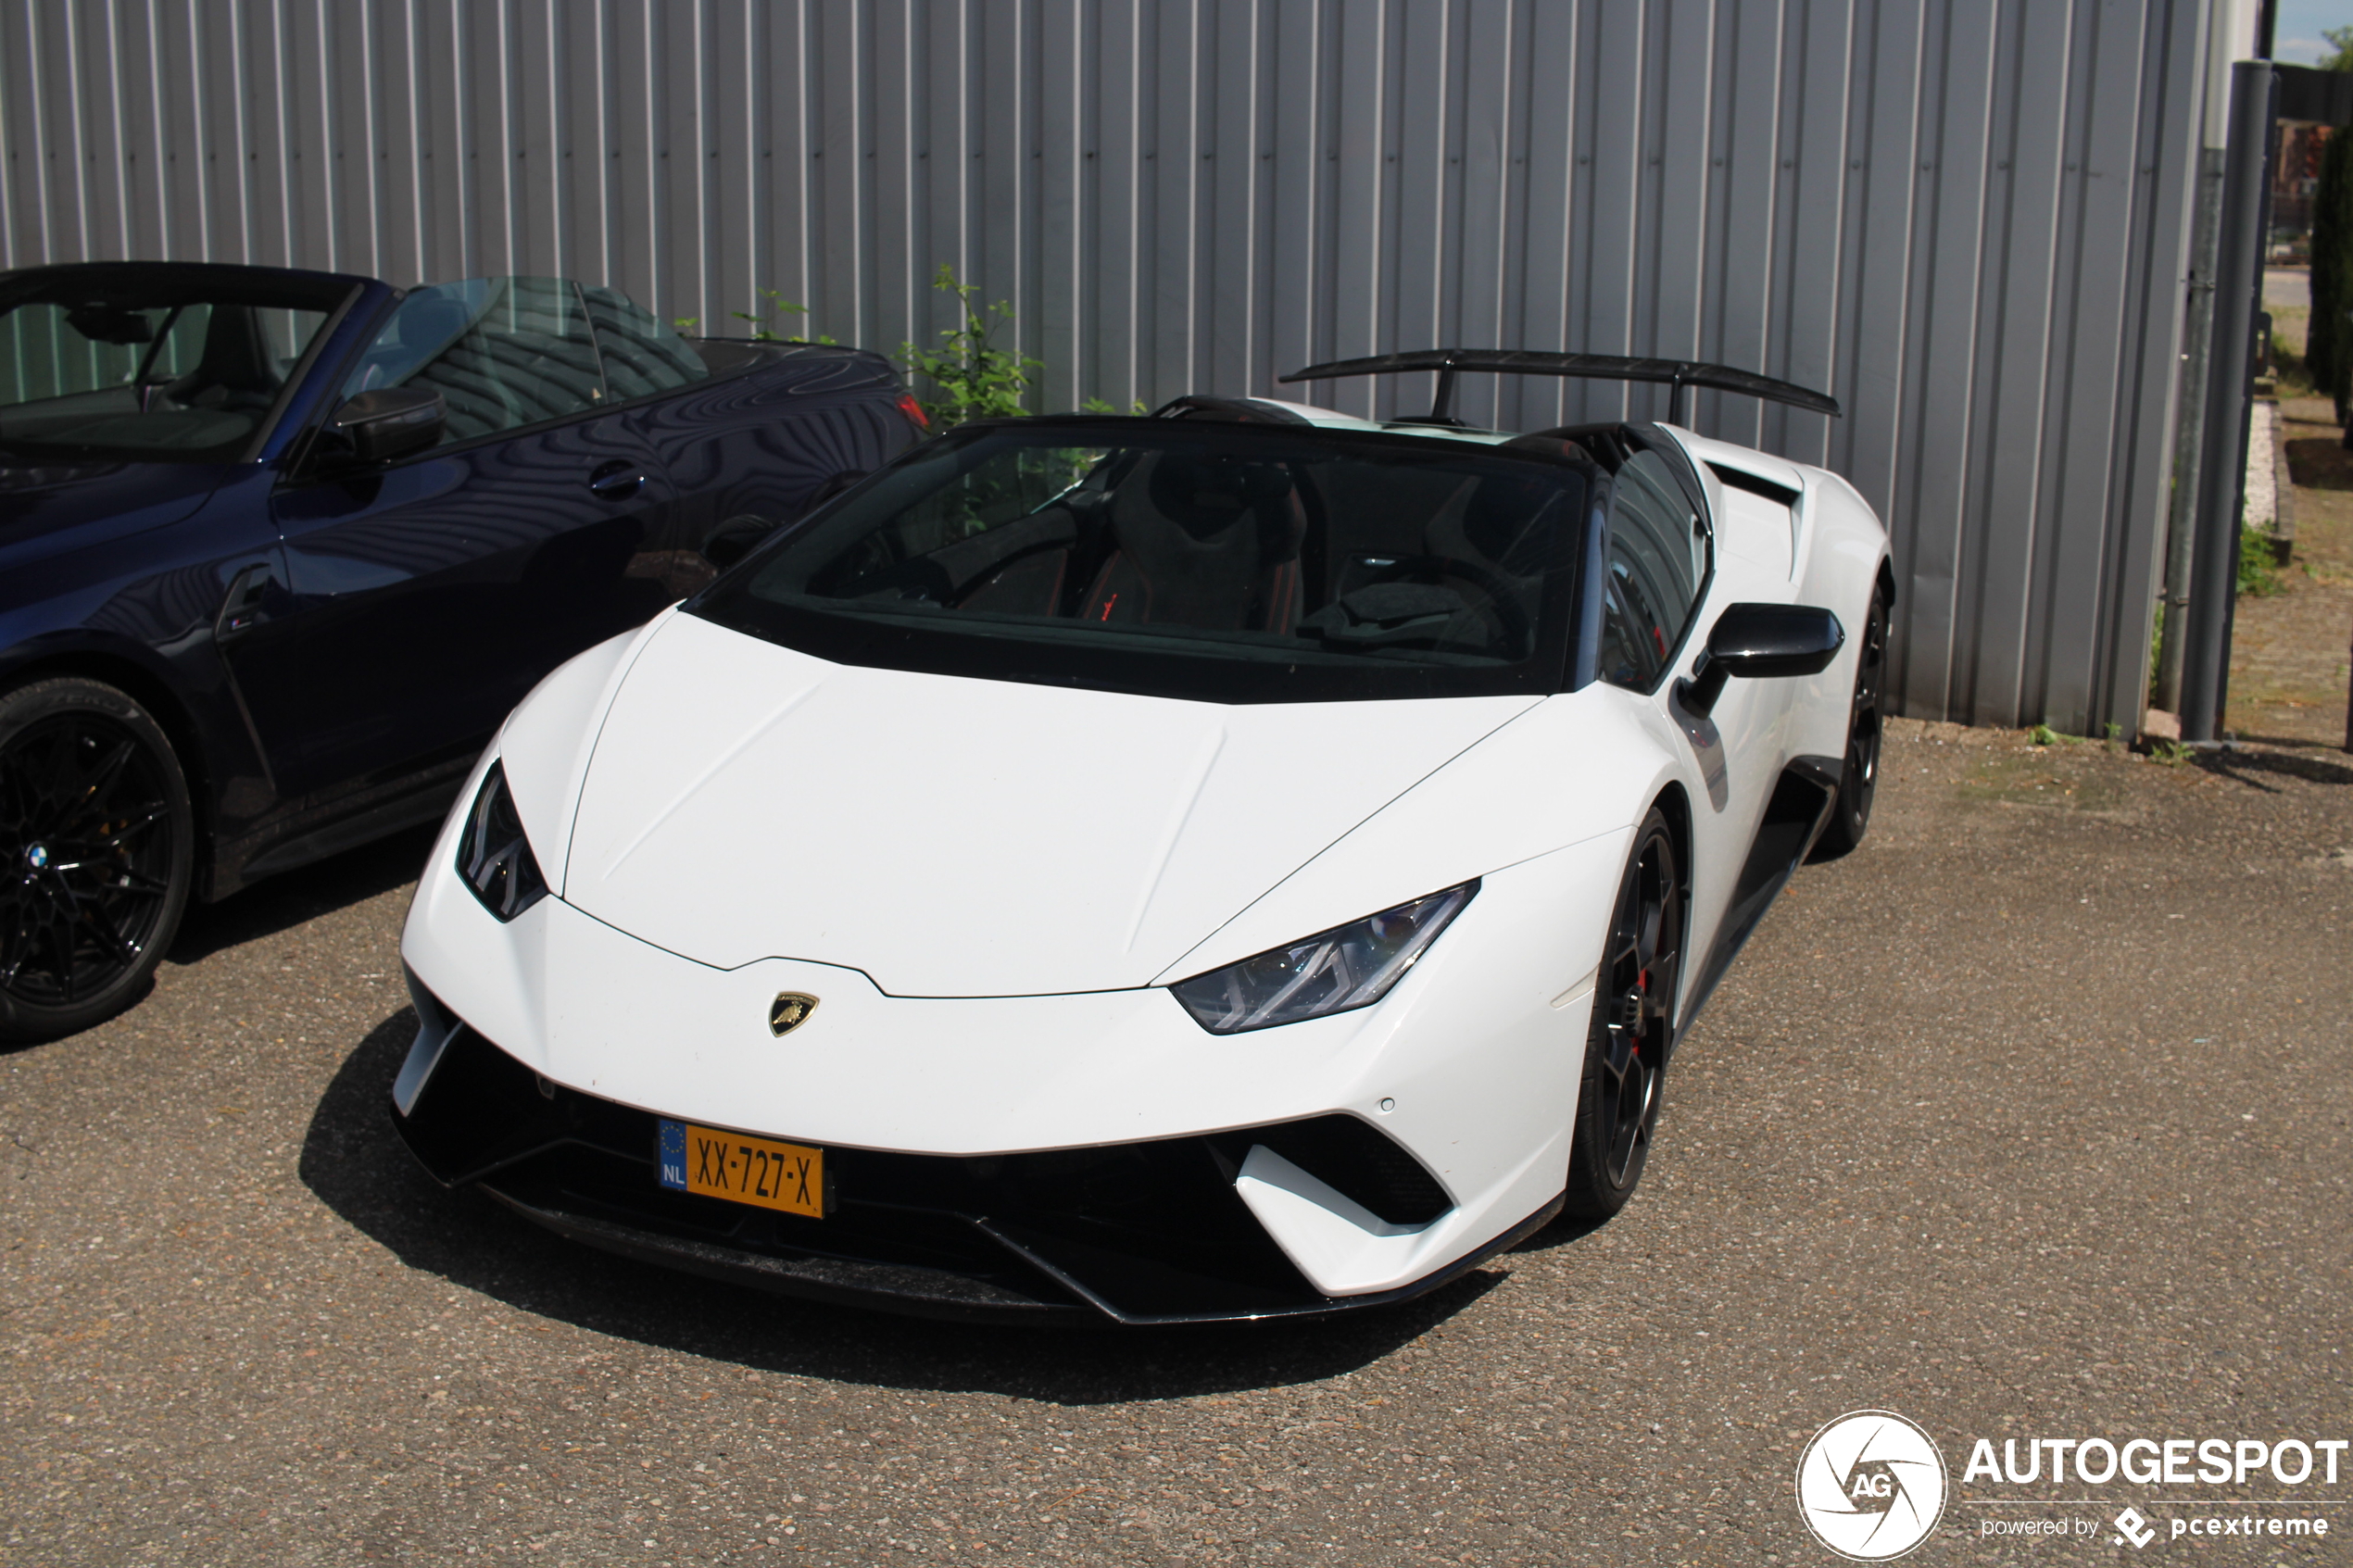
[0,678,195,1042]
[1563,808,1683,1221]
[1810,584,1889,860]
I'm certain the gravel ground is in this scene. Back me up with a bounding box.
[3,719,2349,1566]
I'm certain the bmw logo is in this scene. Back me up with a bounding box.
[24,844,48,871]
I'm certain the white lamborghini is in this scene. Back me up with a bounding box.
[390,349,1892,1325]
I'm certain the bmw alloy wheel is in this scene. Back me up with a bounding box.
[0,679,194,1041]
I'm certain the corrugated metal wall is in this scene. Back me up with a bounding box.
[0,0,2208,732]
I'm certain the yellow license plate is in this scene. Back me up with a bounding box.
[657,1120,825,1218]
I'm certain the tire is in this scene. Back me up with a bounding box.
[1809,583,1889,861]
[0,678,195,1043]
[1562,808,1684,1222]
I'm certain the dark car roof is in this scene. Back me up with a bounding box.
[0,259,372,312]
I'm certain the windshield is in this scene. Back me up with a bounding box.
[340,276,711,449]
[0,270,347,461]
[693,420,1592,703]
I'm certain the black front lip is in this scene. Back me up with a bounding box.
[478,1183,1560,1328]
[481,1187,1093,1323]
[388,987,1555,1326]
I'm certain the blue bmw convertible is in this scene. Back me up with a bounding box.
[0,260,923,1039]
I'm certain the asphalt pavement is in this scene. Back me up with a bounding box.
[3,720,2349,1566]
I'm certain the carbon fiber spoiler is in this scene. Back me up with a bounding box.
[1278,347,1841,426]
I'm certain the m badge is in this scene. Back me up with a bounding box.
[769,992,820,1036]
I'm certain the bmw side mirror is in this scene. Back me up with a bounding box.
[321,387,446,466]
[1677,603,1844,718]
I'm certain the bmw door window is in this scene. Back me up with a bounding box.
[343,276,605,446]
[693,420,1594,704]
[1600,448,1708,692]
[0,281,339,460]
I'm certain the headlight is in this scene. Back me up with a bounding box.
[455,761,549,922]
[1169,882,1478,1035]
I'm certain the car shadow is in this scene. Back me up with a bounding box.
[2195,745,2353,793]
[299,1011,1505,1402]
[169,824,440,965]
[1511,1214,1608,1254]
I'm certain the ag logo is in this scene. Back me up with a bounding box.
[768,992,820,1036]
[1794,1410,1948,1561]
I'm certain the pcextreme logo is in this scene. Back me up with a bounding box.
[1794,1410,1950,1561]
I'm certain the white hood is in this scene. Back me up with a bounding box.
[547,612,1537,997]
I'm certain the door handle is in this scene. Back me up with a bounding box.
[215,562,274,648]
[587,459,645,501]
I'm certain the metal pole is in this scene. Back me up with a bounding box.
[2155,146,2226,715]
[2181,62,2277,744]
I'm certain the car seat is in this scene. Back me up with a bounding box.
[165,307,283,413]
[1076,453,1305,633]
[1424,470,1557,582]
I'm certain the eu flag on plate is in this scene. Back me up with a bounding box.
[657,1119,688,1191]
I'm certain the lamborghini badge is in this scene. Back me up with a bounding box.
[769,992,820,1035]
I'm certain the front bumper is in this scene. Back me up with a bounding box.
[390,997,1557,1324]
[398,757,1615,1315]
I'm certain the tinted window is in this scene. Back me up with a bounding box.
[1599,449,1707,691]
[692,420,1592,705]
[583,286,711,401]
[0,285,332,461]
[344,276,604,445]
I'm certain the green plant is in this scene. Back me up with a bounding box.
[2029,722,2061,746]
[2309,128,2353,421]
[2148,737,2192,766]
[734,288,837,344]
[899,265,1041,426]
[2237,524,2284,597]
[2322,26,2353,73]
[674,293,836,345]
[1080,395,1151,416]
[2271,326,2313,395]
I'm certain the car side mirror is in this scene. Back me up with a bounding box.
[321,387,446,466]
[699,513,780,572]
[1676,602,1845,719]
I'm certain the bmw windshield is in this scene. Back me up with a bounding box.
[0,267,354,462]
[692,419,1594,703]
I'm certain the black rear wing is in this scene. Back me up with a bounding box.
[1277,348,1841,427]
